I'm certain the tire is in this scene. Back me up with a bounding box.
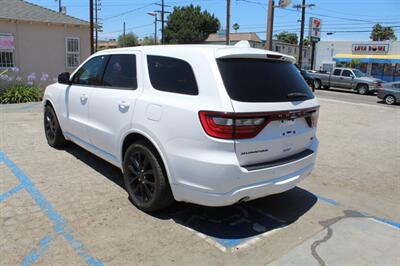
[384,95,396,105]
[307,80,315,92]
[314,79,322,90]
[357,84,368,95]
[44,105,67,148]
[123,141,174,212]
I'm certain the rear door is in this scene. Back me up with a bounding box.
[216,58,318,166]
[339,69,354,89]
[330,68,343,87]
[88,52,142,163]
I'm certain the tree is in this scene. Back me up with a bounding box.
[370,24,397,41]
[117,32,139,47]
[274,31,298,44]
[165,5,220,44]
[141,36,157,46]
[303,38,311,47]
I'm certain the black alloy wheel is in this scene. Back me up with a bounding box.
[44,105,67,147]
[123,141,174,212]
[126,150,156,203]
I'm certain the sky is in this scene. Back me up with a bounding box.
[28,0,400,42]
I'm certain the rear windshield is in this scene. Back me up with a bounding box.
[217,58,314,102]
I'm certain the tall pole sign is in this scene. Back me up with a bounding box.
[309,17,321,70]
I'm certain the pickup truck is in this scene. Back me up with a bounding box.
[309,68,383,95]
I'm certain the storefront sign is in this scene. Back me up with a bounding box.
[352,43,389,54]
[0,34,14,50]
[308,17,321,42]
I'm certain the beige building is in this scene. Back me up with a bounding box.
[204,32,312,69]
[0,0,90,86]
[205,32,263,48]
[98,39,117,50]
[272,40,312,69]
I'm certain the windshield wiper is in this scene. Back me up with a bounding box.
[287,92,308,99]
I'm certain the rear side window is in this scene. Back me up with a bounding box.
[72,55,108,85]
[342,70,353,77]
[147,55,198,95]
[333,69,342,76]
[216,59,314,102]
[103,54,137,89]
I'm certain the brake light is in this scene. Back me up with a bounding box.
[199,111,267,139]
[378,83,384,90]
[199,108,319,139]
[305,110,319,128]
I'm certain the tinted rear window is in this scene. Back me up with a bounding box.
[217,59,314,102]
[102,54,137,89]
[147,55,198,95]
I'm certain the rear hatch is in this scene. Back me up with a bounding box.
[216,57,319,167]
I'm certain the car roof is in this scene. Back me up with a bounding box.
[95,44,296,63]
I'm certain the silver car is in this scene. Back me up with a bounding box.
[377,81,400,105]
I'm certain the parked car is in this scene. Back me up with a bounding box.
[43,44,319,212]
[309,67,383,95]
[377,81,400,105]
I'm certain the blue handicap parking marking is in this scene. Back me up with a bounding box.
[172,204,286,248]
[0,150,104,266]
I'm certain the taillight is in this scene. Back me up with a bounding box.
[378,83,384,90]
[199,111,267,139]
[305,110,319,128]
[199,107,319,140]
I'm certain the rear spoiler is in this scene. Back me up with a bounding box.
[215,46,296,63]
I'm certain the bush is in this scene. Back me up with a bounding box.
[0,85,43,104]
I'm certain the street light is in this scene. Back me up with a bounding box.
[148,12,157,45]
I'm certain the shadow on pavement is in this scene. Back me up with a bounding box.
[65,143,317,246]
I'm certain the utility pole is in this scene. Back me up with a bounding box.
[89,0,94,54]
[58,0,62,12]
[123,22,126,47]
[226,0,231,45]
[310,42,316,69]
[148,12,158,45]
[298,0,306,68]
[95,0,98,52]
[265,0,275,50]
[161,0,165,44]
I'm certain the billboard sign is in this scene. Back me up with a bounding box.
[352,43,389,54]
[309,17,321,42]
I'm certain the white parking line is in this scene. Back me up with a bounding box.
[317,97,399,110]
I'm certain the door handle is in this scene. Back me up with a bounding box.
[80,93,88,102]
[118,101,130,109]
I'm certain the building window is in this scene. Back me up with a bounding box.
[0,50,14,68]
[0,33,14,68]
[66,37,80,68]
[303,49,307,58]
[275,46,281,52]
[288,47,292,53]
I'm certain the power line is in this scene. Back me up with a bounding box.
[102,3,156,21]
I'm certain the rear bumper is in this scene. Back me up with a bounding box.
[169,138,318,207]
[368,84,379,92]
[172,164,314,207]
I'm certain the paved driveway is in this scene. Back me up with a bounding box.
[0,96,399,265]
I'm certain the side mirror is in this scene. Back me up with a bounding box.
[58,72,71,85]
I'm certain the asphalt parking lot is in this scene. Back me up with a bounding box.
[1,90,399,265]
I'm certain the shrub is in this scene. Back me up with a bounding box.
[0,85,43,104]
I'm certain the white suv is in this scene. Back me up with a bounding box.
[43,44,319,212]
